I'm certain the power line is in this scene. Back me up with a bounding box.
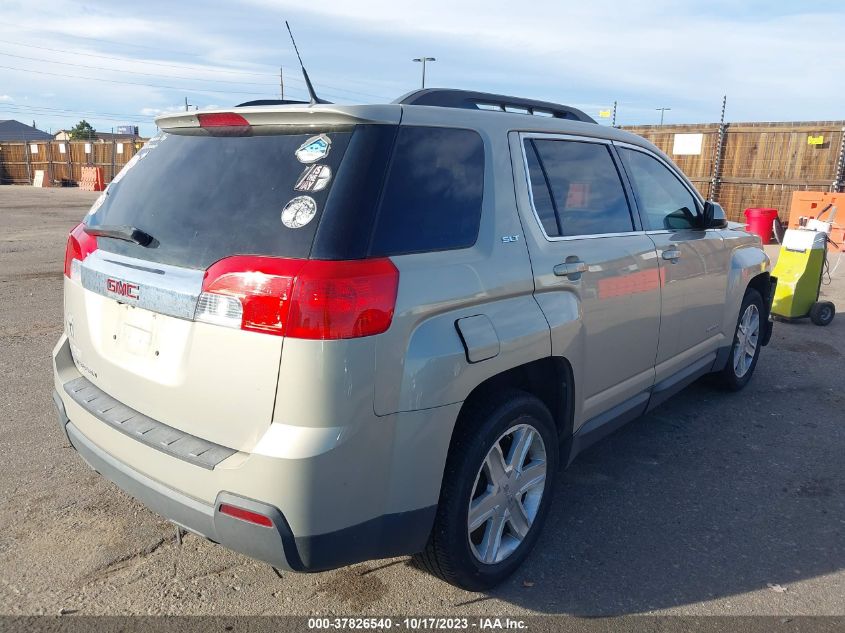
[0,51,277,86]
[0,38,275,77]
[0,23,210,59]
[0,63,273,96]
[0,38,392,100]
[0,103,153,121]
[0,62,389,104]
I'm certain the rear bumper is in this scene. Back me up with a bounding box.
[53,391,300,570]
[51,333,444,572]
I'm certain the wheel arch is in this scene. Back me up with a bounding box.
[723,243,772,340]
[747,271,775,345]
[454,356,574,452]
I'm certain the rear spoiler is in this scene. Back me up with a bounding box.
[155,105,401,132]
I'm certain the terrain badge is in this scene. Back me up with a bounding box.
[294,164,332,192]
[281,196,318,228]
[295,134,331,163]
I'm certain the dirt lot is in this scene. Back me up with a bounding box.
[0,186,843,616]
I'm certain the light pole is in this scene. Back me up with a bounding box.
[413,57,436,89]
[656,107,671,126]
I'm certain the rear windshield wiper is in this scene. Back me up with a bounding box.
[83,224,157,247]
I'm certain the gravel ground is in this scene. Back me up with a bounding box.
[0,186,843,617]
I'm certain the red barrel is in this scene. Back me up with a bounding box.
[744,208,779,244]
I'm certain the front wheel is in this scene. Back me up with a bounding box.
[413,391,559,590]
[716,288,764,391]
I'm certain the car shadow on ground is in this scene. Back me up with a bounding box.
[479,358,844,615]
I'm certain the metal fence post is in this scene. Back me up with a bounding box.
[24,141,32,185]
[66,141,72,185]
[47,142,54,185]
[111,140,116,183]
[709,95,727,202]
[833,126,845,193]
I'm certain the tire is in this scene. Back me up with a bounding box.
[809,301,835,326]
[413,390,559,591]
[715,288,765,391]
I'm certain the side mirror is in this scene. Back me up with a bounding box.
[702,201,728,229]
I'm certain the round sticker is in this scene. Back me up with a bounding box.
[281,196,317,229]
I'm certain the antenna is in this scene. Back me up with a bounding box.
[285,21,328,105]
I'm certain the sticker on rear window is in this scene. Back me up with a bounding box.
[281,196,317,229]
[295,134,331,163]
[294,164,332,192]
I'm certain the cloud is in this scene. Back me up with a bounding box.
[1,0,843,134]
[140,105,186,116]
[242,0,845,122]
[0,95,13,102]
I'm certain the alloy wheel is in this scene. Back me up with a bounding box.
[467,423,547,565]
[733,303,760,378]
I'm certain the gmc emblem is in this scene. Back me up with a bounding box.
[106,278,140,300]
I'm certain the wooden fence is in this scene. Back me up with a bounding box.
[0,139,143,186]
[623,121,845,222]
[3,123,845,223]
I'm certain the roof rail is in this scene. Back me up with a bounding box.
[396,89,596,123]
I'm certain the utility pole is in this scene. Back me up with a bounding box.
[656,107,671,126]
[412,57,436,89]
[184,97,195,112]
[611,101,617,127]
[280,66,285,100]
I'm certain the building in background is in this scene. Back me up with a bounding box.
[53,128,140,142]
[0,120,53,142]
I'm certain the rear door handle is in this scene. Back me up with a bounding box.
[553,260,588,279]
[661,248,681,262]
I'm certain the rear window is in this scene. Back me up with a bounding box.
[369,126,485,256]
[85,123,486,268]
[86,129,353,269]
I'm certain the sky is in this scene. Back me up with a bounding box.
[0,0,843,137]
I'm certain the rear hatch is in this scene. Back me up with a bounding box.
[63,107,399,451]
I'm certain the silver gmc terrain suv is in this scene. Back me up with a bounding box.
[52,89,775,590]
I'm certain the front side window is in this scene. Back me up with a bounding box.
[618,148,700,231]
[525,139,634,237]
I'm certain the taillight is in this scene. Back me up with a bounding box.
[195,256,399,340]
[196,256,304,335]
[197,112,250,128]
[287,259,399,340]
[63,223,97,281]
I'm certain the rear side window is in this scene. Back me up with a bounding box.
[524,142,560,236]
[369,126,485,256]
[525,139,634,237]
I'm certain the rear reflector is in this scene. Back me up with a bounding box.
[197,112,250,128]
[195,255,399,339]
[218,503,274,528]
[64,222,98,281]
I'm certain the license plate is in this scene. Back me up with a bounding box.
[120,307,156,356]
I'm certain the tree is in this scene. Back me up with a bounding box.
[69,120,96,140]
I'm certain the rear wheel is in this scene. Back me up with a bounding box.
[809,301,835,326]
[716,288,764,391]
[414,391,558,590]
